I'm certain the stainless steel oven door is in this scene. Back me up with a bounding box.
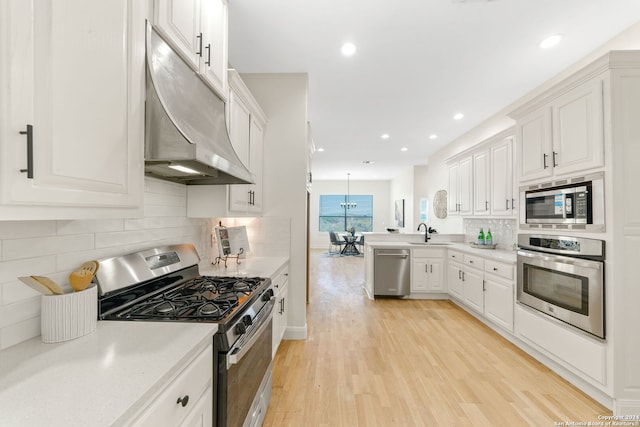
[517,249,604,339]
[221,299,274,427]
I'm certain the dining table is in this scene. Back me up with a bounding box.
[339,233,361,255]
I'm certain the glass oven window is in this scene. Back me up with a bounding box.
[523,263,588,314]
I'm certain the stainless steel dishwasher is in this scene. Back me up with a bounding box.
[374,248,411,297]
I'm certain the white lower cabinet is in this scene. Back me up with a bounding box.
[484,275,514,332]
[272,264,289,357]
[410,248,445,294]
[462,264,484,314]
[178,387,213,427]
[447,260,464,301]
[515,304,606,386]
[132,346,213,427]
[447,250,515,331]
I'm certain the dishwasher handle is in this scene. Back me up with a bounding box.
[376,253,409,259]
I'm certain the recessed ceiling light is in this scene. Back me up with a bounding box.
[380,133,390,139]
[317,147,325,152]
[341,42,356,56]
[429,134,438,140]
[401,147,408,152]
[453,113,464,120]
[540,34,563,49]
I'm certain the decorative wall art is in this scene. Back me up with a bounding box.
[394,199,405,227]
[434,190,447,219]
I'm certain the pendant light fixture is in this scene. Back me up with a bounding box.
[340,173,357,209]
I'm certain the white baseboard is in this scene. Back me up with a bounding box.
[283,324,307,340]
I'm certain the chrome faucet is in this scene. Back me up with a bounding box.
[417,223,430,242]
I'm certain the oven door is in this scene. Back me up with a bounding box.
[517,249,604,339]
[218,300,275,427]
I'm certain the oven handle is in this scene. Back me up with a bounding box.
[227,298,275,368]
[517,249,603,268]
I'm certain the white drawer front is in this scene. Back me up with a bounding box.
[132,346,213,427]
[272,266,289,290]
[484,259,514,280]
[463,254,485,270]
[448,250,464,262]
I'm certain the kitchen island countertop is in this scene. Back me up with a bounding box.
[0,321,217,427]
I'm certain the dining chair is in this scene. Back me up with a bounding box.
[328,231,345,255]
[356,234,364,252]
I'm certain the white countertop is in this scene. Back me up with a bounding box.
[365,241,517,263]
[0,321,217,427]
[200,256,289,278]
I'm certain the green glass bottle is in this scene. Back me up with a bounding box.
[486,228,493,246]
[477,228,485,245]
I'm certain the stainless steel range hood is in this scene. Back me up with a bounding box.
[144,22,254,185]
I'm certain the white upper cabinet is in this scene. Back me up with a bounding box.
[551,79,604,176]
[447,156,472,216]
[517,107,553,181]
[473,150,490,215]
[447,129,515,218]
[0,0,144,220]
[490,137,516,216]
[513,75,604,183]
[227,72,266,214]
[154,0,228,100]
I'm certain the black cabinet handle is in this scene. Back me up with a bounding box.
[205,44,211,66]
[196,33,203,56]
[552,151,558,167]
[177,395,189,407]
[543,153,548,169]
[19,124,34,179]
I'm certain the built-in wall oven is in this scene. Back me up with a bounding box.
[517,234,605,339]
[520,172,604,231]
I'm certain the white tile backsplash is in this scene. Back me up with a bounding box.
[0,178,212,350]
[463,218,517,249]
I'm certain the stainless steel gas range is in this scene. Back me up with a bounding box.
[95,244,275,427]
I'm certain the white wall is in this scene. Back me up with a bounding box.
[0,178,211,350]
[389,167,414,233]
[240,73,309,340]
[309,179,390,249]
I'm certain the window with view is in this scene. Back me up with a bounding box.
[319,195,373,232]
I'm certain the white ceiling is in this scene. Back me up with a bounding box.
[227,0,640,181]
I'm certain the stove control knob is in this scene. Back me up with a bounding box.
[235,323,247,334]
[262,289,274,301]
[242,315,253,327]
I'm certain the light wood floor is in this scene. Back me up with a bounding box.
[263,249,610,426]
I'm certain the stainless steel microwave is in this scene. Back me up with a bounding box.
[519,172,604,231]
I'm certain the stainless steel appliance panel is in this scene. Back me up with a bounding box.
[519,172,604,231]
[374,249,410,296]
[517,234,605,339]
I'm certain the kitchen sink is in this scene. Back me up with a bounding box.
[408,242,450,246]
